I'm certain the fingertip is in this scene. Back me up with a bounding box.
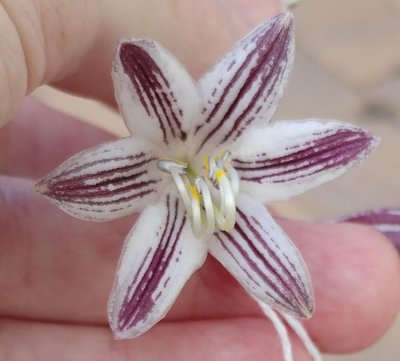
[302,222,400,352]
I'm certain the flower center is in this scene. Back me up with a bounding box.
[157,152,239,238]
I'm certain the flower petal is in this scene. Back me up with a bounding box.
[190,12,294,154]
[208,194,314,318]
[113,39,201,147]
[232,120,378,203]
[109,193,207,339]
[343,208,400,250]
[35,138,163,221]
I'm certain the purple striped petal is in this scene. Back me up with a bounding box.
[232,120,378,203]
[343,208,400,250]
[35,138,163,221]
[209,194,314,318]
[109,193,207,339]
[190,12,294,154]
[113,39,201,147]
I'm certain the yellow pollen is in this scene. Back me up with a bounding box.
[204,155,209,172]
[215,169,226,180]
[189,183,200,201]
[156,155,240,237]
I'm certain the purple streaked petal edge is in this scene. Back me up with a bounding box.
[342,208,400,250]
[108,193,207,339]
[230,121,379,204]
[113,39,201,148]
[192,12,294,153]
[209,195,314,318]
[234,125,379,184]
[35,138,162,221]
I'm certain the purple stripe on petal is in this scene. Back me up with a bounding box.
[215,230,293,312]
[113,40,200,147]
[109,193,207,339]
[234,128,376,183]
[343,208,400,250]
[117,195,185,330]
[193,13,294,153]
[209,195,314,318]
[52,152,149,182]
[46,175,157,200]
[35,138,162,221]
[119,43,184,145]
[215,233,262,287]
[245,211,309,304]
[233,121,378,203]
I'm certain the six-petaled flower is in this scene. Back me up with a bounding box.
[35,12,377,340]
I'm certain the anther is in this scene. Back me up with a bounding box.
[157,153,240,237]
[157,159,187,174]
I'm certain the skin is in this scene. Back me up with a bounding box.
[0,1,399,360]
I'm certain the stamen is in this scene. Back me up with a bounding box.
[217,173,236,230]
[157,159,188,174]
[222,152,239,196]
[170,171,191,212]
[189,184,202,238]
[195,177,215,234]
[157,154,239,237]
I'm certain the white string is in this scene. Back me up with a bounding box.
[256,300,293,361]
[257,299,323,361]
[280,313,323,361]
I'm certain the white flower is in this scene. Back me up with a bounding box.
[36,12,377,341]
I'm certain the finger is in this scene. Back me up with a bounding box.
[0,0,281,124]
[279,218,400,352]
[0,318,312,361]
[0,0,102,122]
[1,177,399,353]
[0,97,113,178]
[0,176,132,323]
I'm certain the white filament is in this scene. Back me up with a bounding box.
[217,174,236,230]
[225,164,240,196]
[157,154,239,236]
[170,171,191,212]
[222,152,240,196]
[195,177,215,234]
[190,193,202,238]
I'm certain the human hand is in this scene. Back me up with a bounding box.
[1,1,399,360]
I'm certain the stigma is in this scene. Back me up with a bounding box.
[157,152,239,238]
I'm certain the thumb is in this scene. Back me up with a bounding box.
[0,0,281,125]
[0,0,102,123]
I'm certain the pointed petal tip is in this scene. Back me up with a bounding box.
[117,38,154,53]
[354,127,380,159]
[108,302,146,340]
[109,320,142,340]
[34,179,49,196]
[262,295,314,320]
[278,11,294,27]
[369,132,381,148]
[299,302,314,320]
[264,278,315,320]
[285,292,315,319]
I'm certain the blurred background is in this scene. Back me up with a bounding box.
[33,0,400,359]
